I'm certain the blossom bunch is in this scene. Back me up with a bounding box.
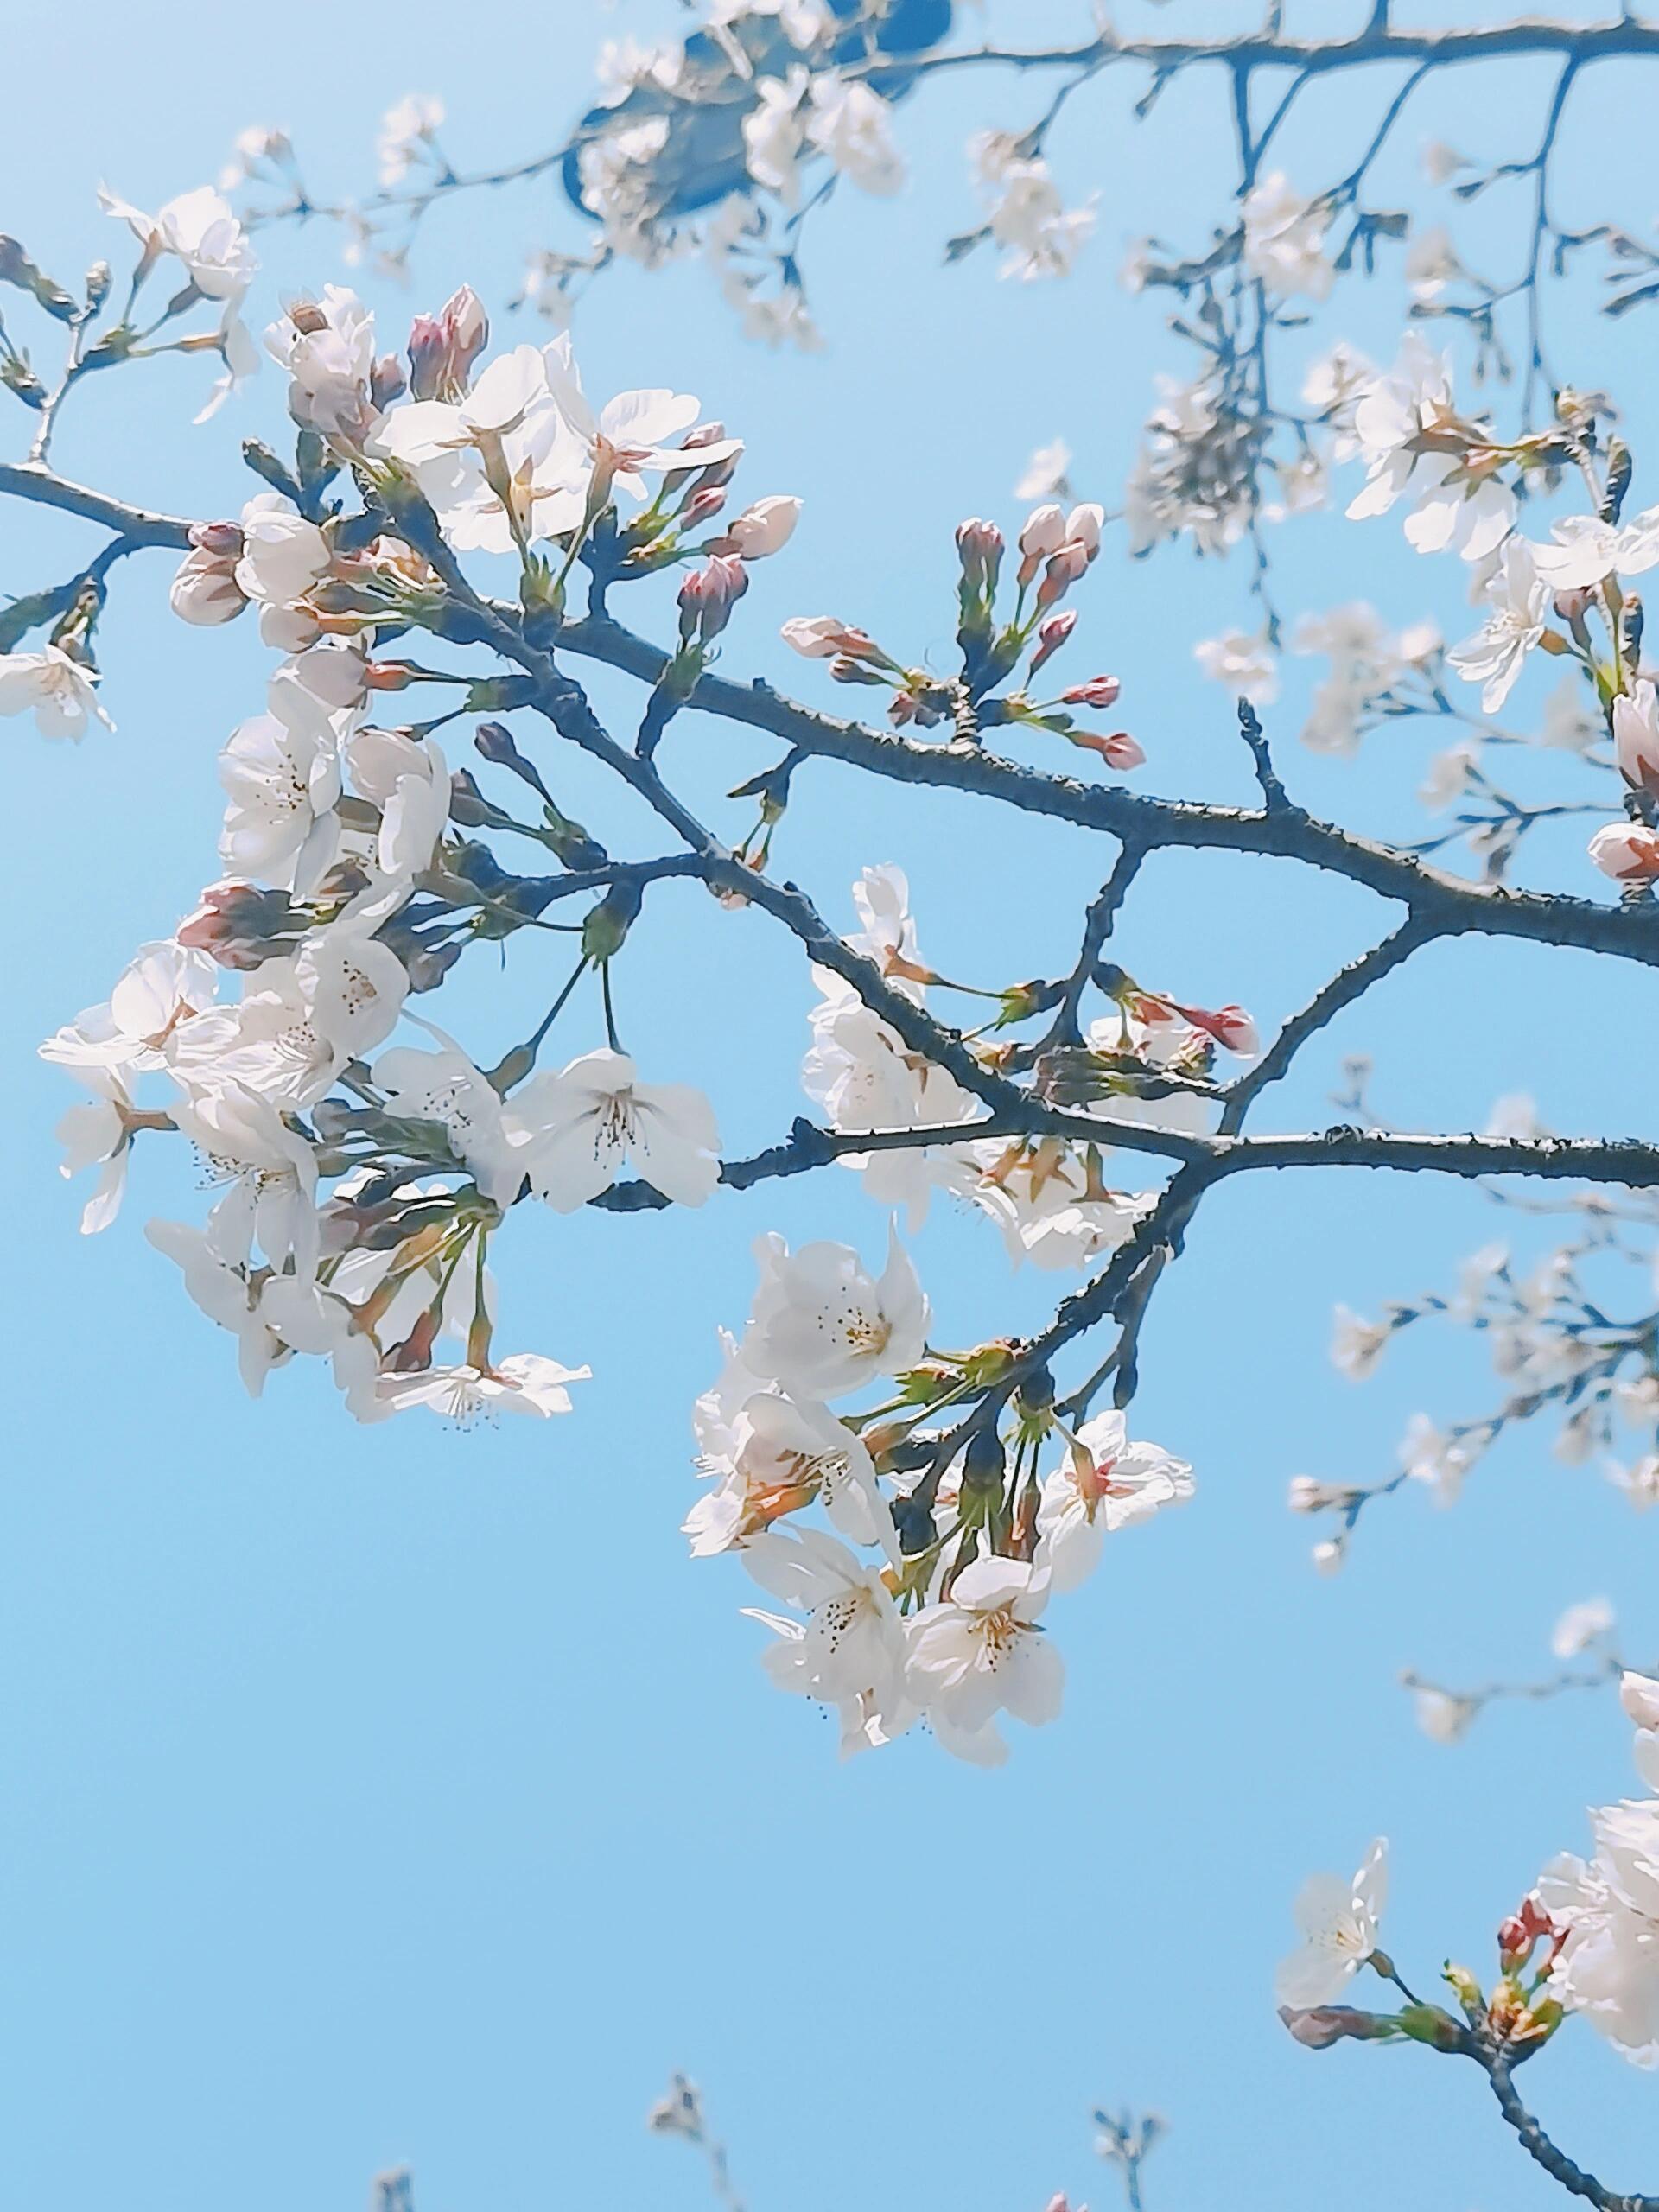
[691,1227,1192,1764]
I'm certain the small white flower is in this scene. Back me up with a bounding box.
[1035,1410,1194,1592]
[0,645,113,739]
[1275,1840,1389,2009]
[99,183,255,300]
[1553,1597,1617,1660]
[1193,629,1277,705]
[1241,173,1332,301]
[1414,1687,1478,1745]
[1331,1304,1389,1380]
[905,1555,1064,1758]
[377,1354,588,1424]
[1015,439,1072,503]
[1447,538,1548,712]
[741,1227,929,1399]
[378,94,445,187]
[804,78,905,196]
[508,1047,721,1212]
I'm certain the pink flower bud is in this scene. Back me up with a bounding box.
[1198,1002,1260,1057]
[442,284,488,365]
[680,554,748,643]
[1028,607,1077,677]
[781,615,878,660]
[170,543,248,626]
[1018,503,1067,561]
[682,420,728,451]
[1589,822,1659,880]
[1497,1915,1535,1968]
[1066,502,1105,557]
[683,486,728,531]
[1061,674,1122,709]
[189,518,245,560]
[1037,538,1090,608]
[176,880,296,969]
[370,352,407,410]
[956,517,1005,594]
[724,494,801,560]
[1613,685,1659,798]
[407,286,489,403]
[1553,586,1595,623]
[1069,729,1145,772]
[405,314,448,402]
[1278,2004,1388,2048]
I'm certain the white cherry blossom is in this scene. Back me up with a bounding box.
[1275,1840,1389,2009]
[371,1042,523,1205]
[740,1526,908,1724]
[741,1228,929,1398]
[377,1353,589,1424]
[1035,1410,1194,1592]
[1241,173,1332,301]
[217,671,343,894]
[170,1082,319,1270]
[1447,538,1548,711]
[508,1048,721,1211]
[99,184,255,300]
[905,1555,1064,1758]
[0,645,113,739]
[144,1218,285,1395]
[234,493,332,608]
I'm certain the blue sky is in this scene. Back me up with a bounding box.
[4,3,1659,2208]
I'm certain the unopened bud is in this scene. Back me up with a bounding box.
[1037,539,1090,608]
[1061,673,1122,709]
[370,351,407,410]
[1028,607,1077,677]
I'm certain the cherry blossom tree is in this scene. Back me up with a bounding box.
[10,3,1659,2203]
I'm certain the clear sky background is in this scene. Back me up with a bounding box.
[4,3,1658,2209]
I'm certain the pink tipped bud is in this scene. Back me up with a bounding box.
[364,662,416,692]
[1497,1915,1534,1968]
[1553,586,1595,623]
[1037,538,1090,607]
[370,352,407,410]
[1018,503,1068,560]
[1198,1002,1260,1057]
[1028,607,1077,677]
[1613,689,1659,798]
[680,553,748,644]
[682,420,728,451]
[170,543,248,626]
[723,494,801,560]
[176,880,296,969]
[407,286,489,404]
[781,614,879,661]
[188,518,245,560]
[1061,674,1122,710]
[955,516,1004,595]
[1070,728,1145,772]
[683,486,728,531]
[442,284,488,365]
[1589,822,1659,881]
[1066,501,1105,557]
[405,314,447,401]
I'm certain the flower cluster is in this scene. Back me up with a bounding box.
[34,270,808,1431]
[1295,1152,1659,1572]
[1279,1673,1659,2074]
[782,499,1145,772]
[799,864,1255,1266]
[691,1230,1192,1764]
